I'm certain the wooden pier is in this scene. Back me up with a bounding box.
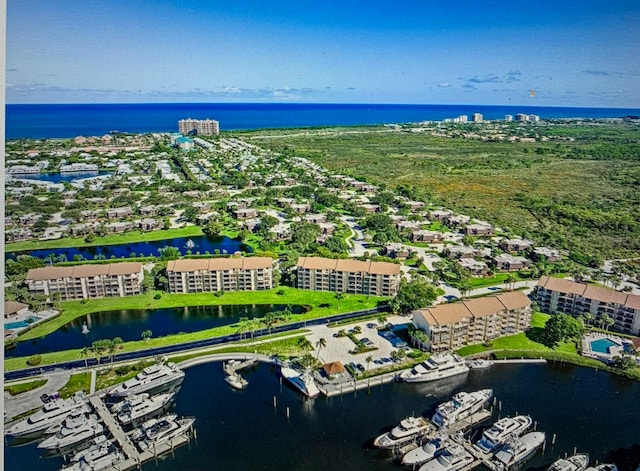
[88,395,195,471]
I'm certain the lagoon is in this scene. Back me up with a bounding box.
[5,304,307,358]
[5,362,640,471]
[7,235,251,261]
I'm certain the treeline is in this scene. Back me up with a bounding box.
[564,143,640,161]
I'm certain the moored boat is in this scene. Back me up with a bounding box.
[489,431,546,471]
[137,416,196,451]
[419,443,474,471]
[109,392,150,414]
[474,415,532,453]
[37,418,104,451]
[585,464,617,471]
[5,393,89,439]
[107,362,185,399]
[468,359,493,369]
[431,389,493,427]
[373,416,432,449]
[130,414,178,441]
[400,352,469,383]
[117,392,174,426]
[62,449,126,471]
[66,436,114,463]
[402,434,448,467]
[225,373,248,390]
[280,365,320,398]
[548,453,590,471]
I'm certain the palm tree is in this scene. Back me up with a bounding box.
[582,312,593,327]
[377,315,388,327]
[141,329,152,342]
[80,347,90,368]
[298,337,313,352]
[505,274,517,291]
[315,338,327,360]
[237,316,249,341]
[334,292,344,309]
[601,314,614,331]
[365,355,373,371]
[263,312,277,335]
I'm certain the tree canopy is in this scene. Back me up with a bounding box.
[542,313,585,348]
[391,278,438,315]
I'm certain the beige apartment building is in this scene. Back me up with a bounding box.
[178,118,220,135]
[412,291,532,352]
[296,256,401,296]
[166,257,273,293]
[25,262,144,301]
[534,276,640,335]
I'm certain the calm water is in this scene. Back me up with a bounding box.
[7,235,252,261]
[5,304,306,358]
[12,171,114,183]
[4,363,640,471]
[7,103,640,139]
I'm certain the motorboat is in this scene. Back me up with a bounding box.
[109,392,150,414]
[117,392,174,426]
[402,434,448,467]
[400,353,469,383]
[431,389,493,427]
[225,373,248,390]
[489,432,546,471]
[468,359,493,369]
[548,454,590,471]
[5,393,89,439]
[67,436,114,463]
[37,419,104,452]
[373,416,432,449]
[108,362,185,399]
[419,443,474,471]
[474,415,532,453]
[280,366,320,398]
[137,416,196,451]
[130,414,178,441]
[62,449,126,471]
[43,409,94,435]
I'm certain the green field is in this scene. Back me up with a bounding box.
[245,123,640,260]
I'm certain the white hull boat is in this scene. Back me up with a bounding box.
[117,392,174,426]
[225,373,248,390]
[281,366,320,398]
[5,393,88,439]
[108,362,185,399]
[431,389,493,427]
[419,443,474,471]
[400,353,469,383]
[548,454,590,471]
[38,419,104,451]
[62,450,126,471]
[130,413,178,441]
[490,432,546,471]
[67,436,115,464]
[468,359,493,369]
[109,392,150,414]
[474,415,532,453]
[374,415,432,449]
[402,435,448,467]
[137,416,195,451]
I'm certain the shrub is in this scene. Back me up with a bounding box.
[114,365,132,376]
[153,293,162,300]
[276,289,285,295]
[27,355,42,366]
[214,290,224,297]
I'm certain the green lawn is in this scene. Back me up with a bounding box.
[5,226,205,253]
[4,379,47,396]
[58,373,92,398]
[18,287,384,341]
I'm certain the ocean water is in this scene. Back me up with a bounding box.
[4,363,640,471]
[6,103,640,139]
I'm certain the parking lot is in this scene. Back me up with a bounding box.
[305,315,410,372]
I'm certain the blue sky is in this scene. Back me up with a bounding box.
[6,0,640,106]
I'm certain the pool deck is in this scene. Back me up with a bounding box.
[581,332,626,363]
[4,309,59,340]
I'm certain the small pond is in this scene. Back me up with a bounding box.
[5,304,308,358]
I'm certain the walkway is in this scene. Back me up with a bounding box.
[3,369,72,421]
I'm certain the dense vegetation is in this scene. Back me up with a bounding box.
[245,122,640,260]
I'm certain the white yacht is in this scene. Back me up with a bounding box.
[62,450,126,471]
[373,416,432,449]
[585,465,617,471]
[548,454,590,471]
[431,389,493,427]
[225,373,248,390]
[37,419,104,451]
[281,366,320,398]
[402,434,448,467]
[109,392,150,414]
[67,436,114,463]
[5,393,89,439]
[419,443,474,471]
[137,416,196,451]
[131,414,178,441]
[43,409,93,435]
[489,432,546,471]
[108,362,185,399]
[400,353,469,383]
[474,415,532,453]
[468,359,493,369]
[117,392,174,426]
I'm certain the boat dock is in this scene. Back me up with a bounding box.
[223,358,258,375]
[88,395,195,471]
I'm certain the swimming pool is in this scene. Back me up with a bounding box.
[589,337,620,354]
[4,316,40,330]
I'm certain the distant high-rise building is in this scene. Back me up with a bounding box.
[505,114,513,122]
[178,118,220,135]
[472,113,483,123]
[515,113,528,122]
[528,114,540,123]
[458,115,468,123]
